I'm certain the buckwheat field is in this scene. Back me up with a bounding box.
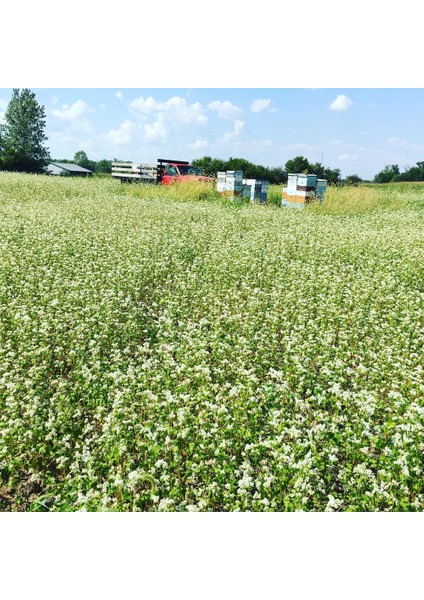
[1,173,423,511]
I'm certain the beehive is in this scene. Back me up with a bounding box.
[281,173,327,208]
[242,178,254,200]
[296,173,318,191]
[281,188,313,208]
[218,170,243,196]
[316,179,328,201]
[217,171,226,192]
[260,180,269,204]
[242,179,269,203]
[286,173,298,195]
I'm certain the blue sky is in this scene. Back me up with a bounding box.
[1,88,423,180]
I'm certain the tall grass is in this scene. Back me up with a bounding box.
[123,180,221,204]
[309,184,408,214]
[114,179,421,215]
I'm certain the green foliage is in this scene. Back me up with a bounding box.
[0,88,50,173]
[285,155,310,174]
[73,150,89,168]
[285,156,341,185]
[374,164,400,184]
[343,174,363,186]
[393,162,424,182]
[374,162,424,183]
[95,159,112,174]
[192,155,342,186]
[73,150,96,172]
[322,167,341,185]
[308,162,326,179]
[192,156,286,184]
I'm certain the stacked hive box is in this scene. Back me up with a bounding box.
[218,170,243,197]
[217,172,269,203]
[260,180,269,203]
[282,173,326,208]
[217,172,226,192]
[315,179,328,201]
[242,178,269,204]
[242,178,254,200]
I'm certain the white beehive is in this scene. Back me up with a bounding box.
[282,173,327,208]
[217,171,226,192]
[287,173,298,194]
[217,170,244,196]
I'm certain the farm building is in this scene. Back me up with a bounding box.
[46,162,93,177]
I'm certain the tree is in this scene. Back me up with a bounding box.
[73,150,95,172]
[344,174,363,186]
[95,159,112,174]
[323,167,341,185]
[74,150,89,168]
[393,161,424,182]
[308,162,326,179]
[373,164,400,184]
[285,155,310,174]
[192,156,286,183]
[0,88,50,173]
[192,156,227,176]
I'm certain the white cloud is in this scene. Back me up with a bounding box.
[329,95,354,112]
[388,136,407,146]
[251,98,275,113]
[189,139,209,149]
[338,153,358,160]
[207,100,242,120]
[129,95,207,127]
[251,139,274,147]
[218,120,245,143]
[52,100,93,120]
[123,95,208,144]
[142,117,168,142]
[284,143,316,152]
[50,100,95,135]
[130,96,158,115]
[102,114,178,146]
[115,91,124,101]
[103,120,137,145]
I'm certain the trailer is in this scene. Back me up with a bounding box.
[111,158,213,185]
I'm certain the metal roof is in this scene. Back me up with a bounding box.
[49,162,92,173]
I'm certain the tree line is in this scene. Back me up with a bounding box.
[192,155,343,185]
[373,162,424,183]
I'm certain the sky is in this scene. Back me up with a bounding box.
[1,87,424,181]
